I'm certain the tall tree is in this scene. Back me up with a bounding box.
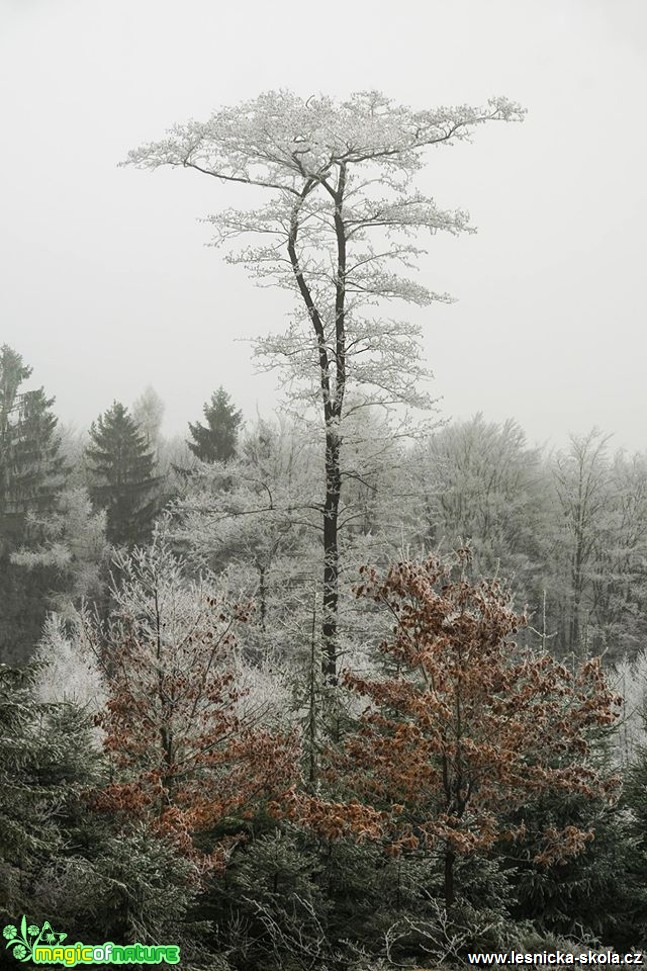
[125,90,525,682]
[0,346,65,663]
[0,345,64,547]
[598,451,647,660]
[86,402,160,547]
[132,386,165,449]
[548,430,613,656]
[187,387,243,463]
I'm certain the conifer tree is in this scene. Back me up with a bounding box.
[86,402,160,546]
[0,345,64,547]
[187,387,242,464]
[0,664,99,918]
[0,346,65,663]
[11,486,110,615]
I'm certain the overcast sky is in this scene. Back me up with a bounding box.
[1,0,645,452]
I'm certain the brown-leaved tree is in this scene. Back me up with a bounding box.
[90,541,297,869]
[283,552,621,906]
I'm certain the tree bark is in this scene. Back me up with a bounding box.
[322,427,341,683]
[444,844,456,908]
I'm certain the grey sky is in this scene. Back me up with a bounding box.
[1,0,645,451]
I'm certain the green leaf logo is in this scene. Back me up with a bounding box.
[3,917,66,962]
[33,921,67,948]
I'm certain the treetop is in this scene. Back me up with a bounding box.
[123,90,526,189]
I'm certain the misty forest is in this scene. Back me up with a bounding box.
[2,91,647,970]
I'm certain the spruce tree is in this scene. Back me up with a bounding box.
[187,387,242,463]
[86,402,160,546]
[0,346,65,664]
[0,664,100,919]
[0,345,64,547]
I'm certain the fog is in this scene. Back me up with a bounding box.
[1,0,645,450]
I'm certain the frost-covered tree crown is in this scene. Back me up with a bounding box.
[124,90,525,411]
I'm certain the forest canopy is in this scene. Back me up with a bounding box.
[2,90,646,971]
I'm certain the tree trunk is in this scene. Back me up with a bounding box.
[322,427,341,683]
[444,844,456,908]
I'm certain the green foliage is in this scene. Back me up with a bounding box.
[204,827,518,970]
[505,766,646,949]
[0,560,54,664]
[188,387,243,464]
[0,345,64,544]
[207,828,330,969]
[618,743,647,947]
[86,401,161,546]
[321,838,441,948]
[32,823,208,949]
[512,812,643,948]
[0,346,66,662]
[0,664,100,919]
[11,486,110,612]
[0,665,54,908]
[0,668,208,952]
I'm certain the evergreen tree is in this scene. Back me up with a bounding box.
[0,665,50,915]
[0,346,65,664]
[0,664,99,919]
[0,345,64,547]
[86,402,160,546]
[187,387,242,463]
[11,486,110,617]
